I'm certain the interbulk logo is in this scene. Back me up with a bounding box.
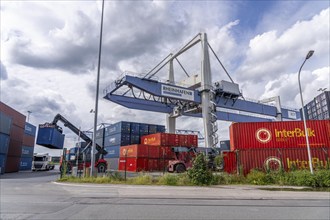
[275,128,315,138]
[255,128,272,144]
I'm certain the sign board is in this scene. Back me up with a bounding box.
[161,84,194,101]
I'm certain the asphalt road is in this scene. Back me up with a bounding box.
[0,170,329,220]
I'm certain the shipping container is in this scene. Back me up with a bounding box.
[235,147,330,175]
[36,125,65,149]
[23,134,35,147]
[159,146,175,159]
[139,123,149,136]
[0,102,26,128]
[120,145,149,158]
[0,133,10,154]
[130,134,140,145]
[10,124,24,142]
[220,140,230,151]
[24,122,36,137]
[96,128,104,139]
[130,123,140,135]
[230,120,330,150]
[148,145,160,158]
[148,124,158,134]
[7,139,23,157]
[141,133,176,146]
[156,125,166,133]
[19,157,33,171]
[104,145,120,158]
[21,146,34,158]
[104,122,131,136]
[104,133,131,147]
[95,137,104,148]
[222,151,237,174]
[0,153,7,174]
[118,157,148,172]
[5,155,20,173]
[0,112,12,135]
[105,158,119,170]
[148,159,159,171]
[159,159,170,172]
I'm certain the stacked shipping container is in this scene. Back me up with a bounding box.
[20,122,36,171]
[227,120,330,175]
[0,102,26,173]
[0,112,12,174]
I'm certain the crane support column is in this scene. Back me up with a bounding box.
[200,33,215,148]
[166,56,176,133]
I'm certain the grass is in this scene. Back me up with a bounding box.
[57,169,330,191]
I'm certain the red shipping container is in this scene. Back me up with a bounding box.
[236,147,330,175]
[148,145,160,158]
[5,156,21,173]
[0,102,26,128]
[23,134,35,147]
[187,135,198,147]
[159,159,170,172]
[7,139,23,157]
[159,146,175,159]
[118,157,148,172]
[10,124,24,142]
[148,159,159,171]
[230,120,330,150]
[141,133,180,146]
[120,145,149,158]
[222,151,237,174]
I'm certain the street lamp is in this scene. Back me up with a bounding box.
[27,111,32,122]
[298,50,314,174]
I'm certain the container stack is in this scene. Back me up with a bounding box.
[229,120,330,175]
[118,133,198,172]
[0,102,26,173]
[0,112,12,174]
[19,122,36,171]
[98,121,166,171]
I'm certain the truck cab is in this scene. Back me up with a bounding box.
[32,153,55,171]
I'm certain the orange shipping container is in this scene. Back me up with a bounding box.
[120,145,149,158]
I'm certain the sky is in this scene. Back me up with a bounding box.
[1,0,329,156]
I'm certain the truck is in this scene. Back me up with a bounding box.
[38,114,108,173]
[32,153,55,171]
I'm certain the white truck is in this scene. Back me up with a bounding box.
[32,153,55,171]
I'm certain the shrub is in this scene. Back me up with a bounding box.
[128,174,153,185]
[285,170,316,187]
[187,153,213,185]
[158,174,178,186]
[313,169,330,187]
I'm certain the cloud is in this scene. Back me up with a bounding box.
[0,61,8,80]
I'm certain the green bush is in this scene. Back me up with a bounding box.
[187,153,213,185]
[314,169,330,187]
[158,174,178,186]
[128,174,153,185]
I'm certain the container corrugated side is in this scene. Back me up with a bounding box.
[141,133,179,146]
[24,122,36,137]
[148,159,159,171]
[0,102,26,128]
[10,124,24,142]
[222,151,237,174]
[148,125,157,134]
[230,120,330,150]
[237,147,330,175]
[120,145,149,158]
[0,133,10,154]
[130,123,140,135]
[21,146,34,158]
[130,134,140,145]
[7,139,23,157]
[96,128,104,139]
[5,155,20,173]
[156,125,166,133]
[104,145,120,158]
[23,134,35,147]
[36,126,65,149]
[104,133,131,147]
[118,157,148,172]
[0,112,12,135]
[19,157,33,170]
[0,153,7,174]
[104,122,131,136]
[105,158,119,170]
[139,123,149,136]
[159,146,175,159]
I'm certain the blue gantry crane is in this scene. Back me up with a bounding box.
[104,33,300,148]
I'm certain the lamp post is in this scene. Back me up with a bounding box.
[91,0,105,176]
[27,111,32,122]
[298,50,314,174]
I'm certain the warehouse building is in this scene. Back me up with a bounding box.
[302,91,330,120]
[0,102,36,174]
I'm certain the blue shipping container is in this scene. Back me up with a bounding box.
[130,134,140,145]
[148,124,157,134]
[156,125,166,133]
[21,146,34,158]
[96,128,104,139]
[24,122,36,137]
[19,157,33,170]
[96,137,104,147]
[0,112,12,135]
[36,125,65,149]
[104,145,120,158]
[104,122,131,136]
[139,123,149,136]
[0,153,7,174]
[130,123,140,135]
[104,133,131,147]
[0,133,10,154]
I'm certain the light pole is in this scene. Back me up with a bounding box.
[298,50,314,174]
[27,111,32,122]
[91,0,105,176]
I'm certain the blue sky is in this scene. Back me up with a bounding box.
[1,0,329,154]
